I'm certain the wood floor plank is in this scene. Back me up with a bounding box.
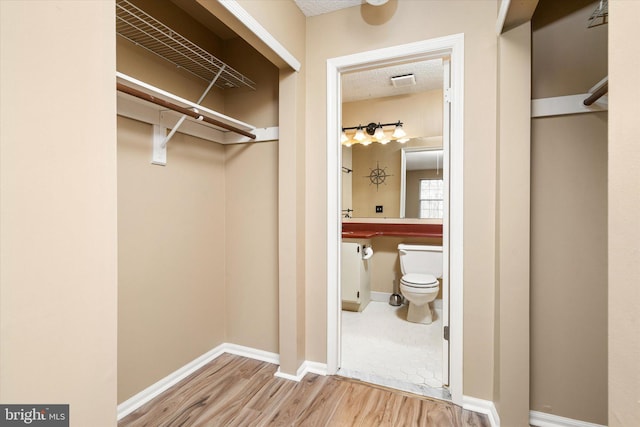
[394,395,423,426]
[227,376,298,426]
[422,399,463,427]
[462,408,493,427]
[203,363,278,426]
[291,376,350,426]
[119,354,491,427]
[356,387,398,426]
[328,381,392,426]
[378,391,407,426]
[261,373,328,426]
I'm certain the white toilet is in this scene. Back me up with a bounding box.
[398,244,443,324]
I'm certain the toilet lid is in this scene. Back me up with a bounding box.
[402,273,439,287]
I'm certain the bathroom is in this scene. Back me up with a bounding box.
[339,57,450,399]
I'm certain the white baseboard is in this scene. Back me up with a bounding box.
[457,401,604,427]
[275,360,328,381]
[303,360,328,376]
[117,343,326,420]
[463,395,500,427]
[221,343,280,365]
[530,410,606,427]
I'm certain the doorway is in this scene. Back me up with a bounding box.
[325,34,465,404]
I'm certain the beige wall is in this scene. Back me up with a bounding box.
[350,141,408,218]
[117,117,227,402]
[0,1,118,425]
[228,0,308,375]
[530,113,607,423]
[608,1,640,425]
[278,68,308,373]
[224,142,279,352]
[305,0,499,402]
[223,36,280,128]
[234,0,307,68]
[222,20,281,356]
[494,21,532,425]
[530,2,608,424]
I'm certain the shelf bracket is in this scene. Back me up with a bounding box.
[160,65,226,149]
[152,124,168,166]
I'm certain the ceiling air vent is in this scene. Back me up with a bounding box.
[390,73,416,88]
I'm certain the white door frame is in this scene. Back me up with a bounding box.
[441,57,451,387]
[326,34,465,405]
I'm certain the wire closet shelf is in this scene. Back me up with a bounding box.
[116,0,256,91]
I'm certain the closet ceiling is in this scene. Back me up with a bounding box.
[532,0,598,30]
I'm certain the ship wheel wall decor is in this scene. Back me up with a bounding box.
[365,161,392,191]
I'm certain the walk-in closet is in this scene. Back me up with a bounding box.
[115,0,280,404]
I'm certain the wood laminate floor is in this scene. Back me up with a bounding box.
[119,354,490,426]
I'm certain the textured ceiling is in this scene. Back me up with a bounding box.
[294,0,364,17]
[342,59,444,103]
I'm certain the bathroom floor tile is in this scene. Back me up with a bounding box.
[340,301,448,400]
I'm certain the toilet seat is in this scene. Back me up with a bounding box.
[400,273,439,289]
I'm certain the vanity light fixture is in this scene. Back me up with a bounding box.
[392,122,406,138]
[341,121,406,146]
[373,125,386,141]
[341,130,349,143]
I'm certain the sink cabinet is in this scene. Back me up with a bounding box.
[341,240,371,312]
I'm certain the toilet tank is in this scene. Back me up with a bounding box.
[398,244,443,277]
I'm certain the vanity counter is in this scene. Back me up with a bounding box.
[342,222,443,239]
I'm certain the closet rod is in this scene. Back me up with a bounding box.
[584,81,608,106]
[116,82,256,140]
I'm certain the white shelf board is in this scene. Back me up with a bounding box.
[116,73,279,147]
[117,72,278,145]
[531,93,608,118]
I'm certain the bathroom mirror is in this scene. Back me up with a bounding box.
[400,146,444,219]
[339,57,445,221]
[343,136,442,219]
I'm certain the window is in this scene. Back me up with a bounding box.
[419,179,444,219]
